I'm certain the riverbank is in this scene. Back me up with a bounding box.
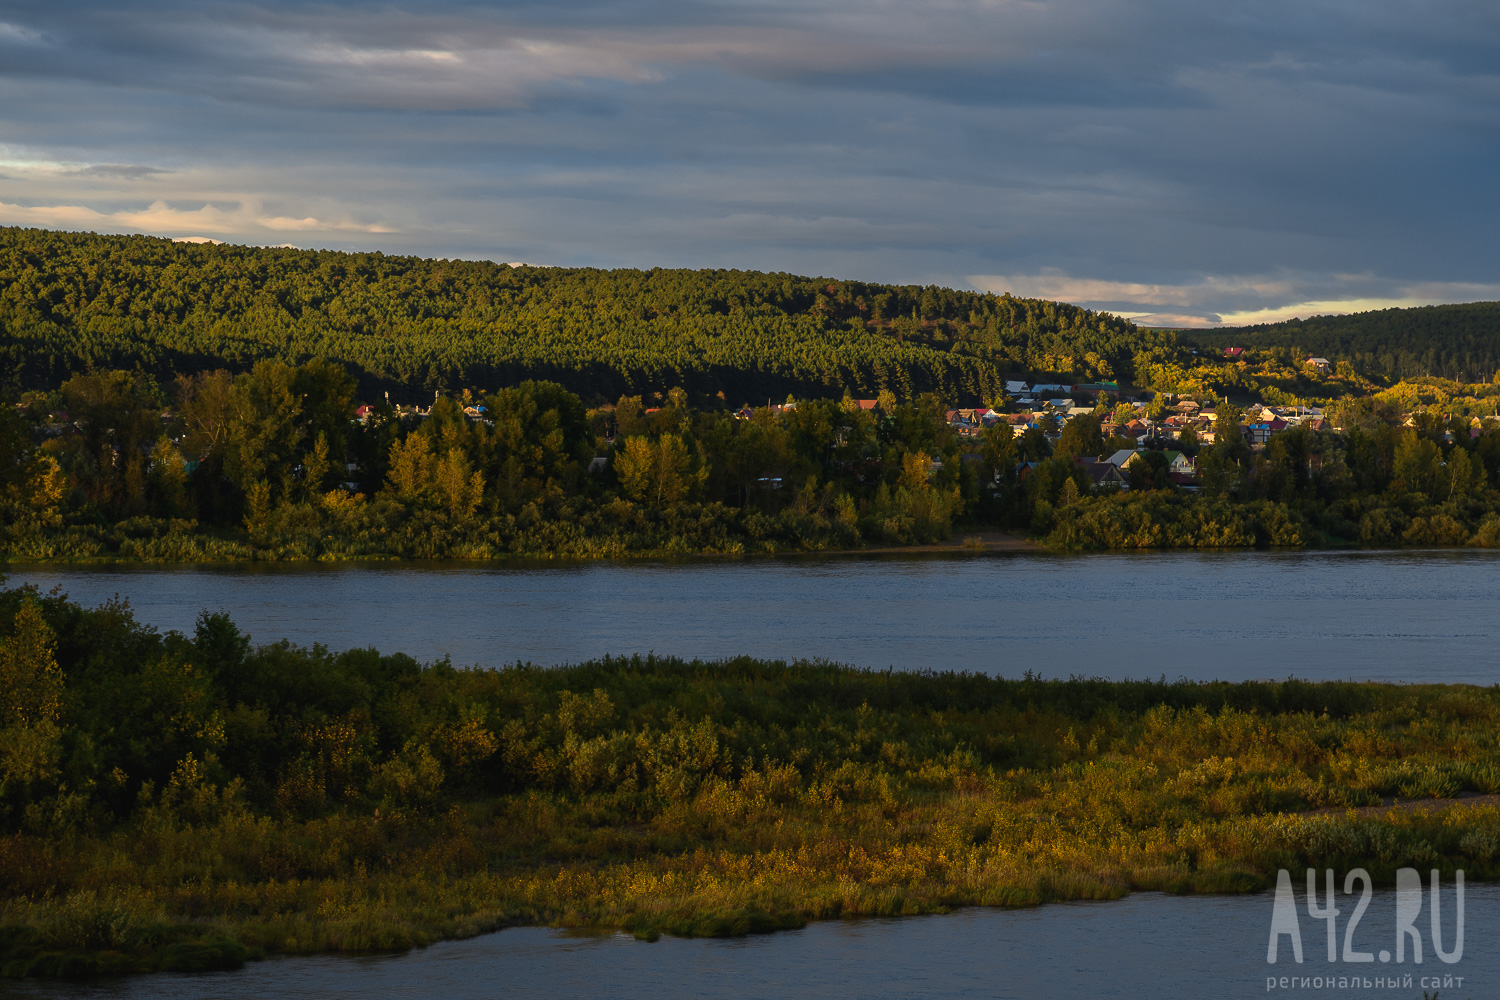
[0,524,1045,565]
[0,581,1495,978]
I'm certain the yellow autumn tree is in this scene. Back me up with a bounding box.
[385,434,483,517]
[300,432,335,501]
[0,601,65,790]
[386,434,436,500]
[613,434,706,506]
[9,454,67,528]
[433,449,485,518]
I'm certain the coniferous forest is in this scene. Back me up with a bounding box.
[0,226,1159,404]
[1185,301,1500,383]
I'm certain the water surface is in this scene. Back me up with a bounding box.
[4,886,1491,999]
[6,549,1499,683]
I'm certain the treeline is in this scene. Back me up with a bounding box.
[1039,403,1500,549]
[0,227,1168,405]
[0,583,1495,976]
[11,361,1500,558]
[1186,302,1500,383]
[1,362,1006,560]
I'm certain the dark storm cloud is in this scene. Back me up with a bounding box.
[0,0,1495,323]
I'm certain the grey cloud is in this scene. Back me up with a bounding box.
[0,0,1495,323]
[3,0,1483,113]
[70,164,170,179]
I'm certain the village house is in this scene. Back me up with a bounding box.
[1163,451,1196,476]
[1246,417,1289,446]
[1107,450,1195,477]
[1075,457,1128,488]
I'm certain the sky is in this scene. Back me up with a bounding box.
[0,0,1497,327]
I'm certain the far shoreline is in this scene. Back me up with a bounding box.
[9,535,1500,574]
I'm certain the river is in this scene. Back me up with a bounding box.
[2,883,1490,999]
[4,549,1499,683]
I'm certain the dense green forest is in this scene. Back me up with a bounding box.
[0,581,1494,976]
[0,227,1165,405]
[1186,302,1500,383]
[9,361,1500,559]
[2,364,988,559]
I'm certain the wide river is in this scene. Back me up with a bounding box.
[4,548,1498,683]
[4,549,1499,998]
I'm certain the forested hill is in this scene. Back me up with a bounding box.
[0,226,1166,404]
[1185,302,1500,383]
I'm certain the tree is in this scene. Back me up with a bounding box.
[1196,438,1248,497]
[1026,457,1087,525]
[147,438,193,517]
[300,433,336,502]
[1392,433,1442,497]
[1054,413,1104,462]
[433,449,485,518]
[1127,451,1173,492]
[0,601,64,793]
[710,412,793,507]
[1254,426,1312,502]
[0,408,64,527]
[60,371,159,514]
[1016,427,1052,462]
[481,381,592,509]
[225,361,306,502]
[1059,477,1080,506]
[1177,421,1200,457]
[386,434,434,500]
[614,434,706,506]
[980,422,1016,482]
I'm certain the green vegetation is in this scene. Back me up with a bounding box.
[1133,344,1379,402]
[9,358,1500,559]
[2,363,992,560]
[1185,302,1500,384]
[0,226,1164,403]
[0,582,1496,977]
[9,226,1500,558]
[1041,398,1500,549]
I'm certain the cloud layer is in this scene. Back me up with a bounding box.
[1,1,1496,325]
